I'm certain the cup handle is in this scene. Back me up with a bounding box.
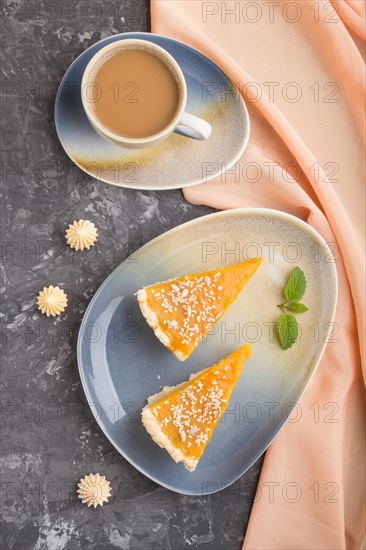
[174,112,212,140]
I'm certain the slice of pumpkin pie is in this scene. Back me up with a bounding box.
[137,258,262,361]
[142,344,251,472]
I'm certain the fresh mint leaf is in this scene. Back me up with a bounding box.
[277,314,298,350]
[283,267,307,302]
[275,267,308,350]
[286,302,308,313]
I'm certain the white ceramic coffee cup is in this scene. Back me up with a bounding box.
[81,39,212,149]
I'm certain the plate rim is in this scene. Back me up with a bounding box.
[77,208,338,494]
[54,31,250,191]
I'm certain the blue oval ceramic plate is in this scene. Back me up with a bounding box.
[77,209,338,495]
[55,32,249,190]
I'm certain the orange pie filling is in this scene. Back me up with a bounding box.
[142,345,252,471]
[137,258,262,360]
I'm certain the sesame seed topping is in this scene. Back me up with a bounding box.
[188,425,199,436]
[151,366,229,452]
[148,270,224,351]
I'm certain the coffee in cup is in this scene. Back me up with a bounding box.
[81,39,212,149]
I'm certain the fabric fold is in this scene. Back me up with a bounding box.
[151,1,365,548]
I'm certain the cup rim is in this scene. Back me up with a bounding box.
[81,39,187,145]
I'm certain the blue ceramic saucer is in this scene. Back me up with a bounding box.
[55,32,249,190]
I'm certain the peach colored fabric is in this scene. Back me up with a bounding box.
[151,1,366,549]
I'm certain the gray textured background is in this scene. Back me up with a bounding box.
[0,1,263,548]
